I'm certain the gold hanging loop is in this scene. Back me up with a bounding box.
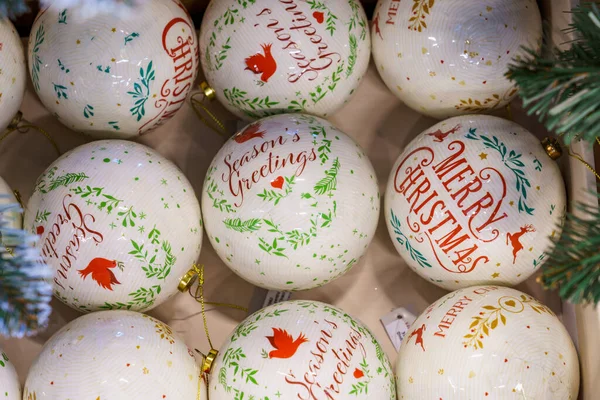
[1,111,61,157]
[542,137,563,160]
[190,81,228,138]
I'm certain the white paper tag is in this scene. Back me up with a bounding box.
[262,290,292,308]
[380,307,418,351]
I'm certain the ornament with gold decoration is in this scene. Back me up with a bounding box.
[23,310,207,400]
[0,17,27,134]
[371,0,542,119]
[0,347,20,400]
[385,115,566,290]
[396,285,579,399]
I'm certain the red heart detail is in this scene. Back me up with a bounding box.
[313,11,324,24]
[36,226,45,235]
[353,368,364,379]
[271,176,284,189]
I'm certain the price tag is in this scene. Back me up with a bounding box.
[380,307,417,351]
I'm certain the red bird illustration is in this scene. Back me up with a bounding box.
[78,258,124,291]
[234,121,265,143]
[245,43,277,83]
[373,13,383,40]
[266,328,309,359]
[426,124,462,142]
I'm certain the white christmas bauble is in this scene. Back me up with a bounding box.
[209,300,396,400]
[199,0,370,120]
[396,286,579,399]
[384,115,565,290]
[23,310,206,399]
[28,0,199,139]
[201,114,379,290]
[371,0,541,119]
[0,348,21,400]
[0,18,26,133]
[24,140,203,312]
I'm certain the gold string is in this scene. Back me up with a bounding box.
[505,103,513,121]
[190,93,228,138]
[0,119,61,157]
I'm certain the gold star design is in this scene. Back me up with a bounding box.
[491,272,500,278]
[397,85,402,91]
[142,367,149,374]
[70,82,74,86]
[528,247,533,251]
[536,186,540,190]
[496,262,501,267]
[397,52,402,58]
[152,94,157,98]
[479,152,488,160]
[76,39,81,44]
[551,230,556,238]
[429,71,436,77]
[111,58,116,62]
[408,377,414,383]
[117,103,121,107]
[509,201,514,206]
[111,27,116,33]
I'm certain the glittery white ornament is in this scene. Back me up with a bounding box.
[0,348,21,400]
[209,300,396,400]
[23,310,206,400]
[199,0,370,120]
[24,140,203,312]
[384,115,565,290]
[396,286,579,399]
[371,0,542,119]
[28,0,199,139]
[0,18,26,133]
[201,114,379,290]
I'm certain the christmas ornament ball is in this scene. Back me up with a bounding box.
[371,0,542,119]
[209,300,396,399]
[0,349,21,400]
[201,114,379,290]
[200,0,370,120]
[0,18,27,133]
[396,286,579,399]
[23,310,206,400]
[24,140,203,312]
[0,175,21,230]
[28,0,199,139]
[384,115,565,290]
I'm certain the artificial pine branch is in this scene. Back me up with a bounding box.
[542,194,600,304]
[0,0,28,18]
[0,202,52,337]
[507,3,600,144]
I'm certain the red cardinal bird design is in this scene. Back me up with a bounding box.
[313,11,324,24]
[234,121,265,144]
[78,258,124,291]
[373,13,383,40]
[426,124,462,143]
[245,43,277,83]
[266,328,309,359]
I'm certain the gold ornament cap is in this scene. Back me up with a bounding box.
[541,137,562,160]
[8,111,23,129]
[202,349,219,374]
[200,82,216,101]
[178,268,198,292]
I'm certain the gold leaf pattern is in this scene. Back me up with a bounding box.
[142,314,175,344]
[409,0,436,32]
[463,295,552,350]
[454,87,519,112]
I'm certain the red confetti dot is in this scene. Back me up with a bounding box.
[441,60,444,64]
[507,51,510,54]
[527,366,530,369]
[485,393,489,396]
[50,382,54,385]
[36,226,44,235]
[407,77,410,80]
[163,396,166,399]
[483,81,487,84]
[527,325,530,329]
[127,363,131,367]
[504,359,508,362]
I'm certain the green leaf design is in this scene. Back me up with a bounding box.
[465,129,535,215]
[348,0,367,40]
[48,172,89,191]
[53,83,68,99]
[347,34,358,78]
[314,158,340,195]
[223,87,281,119]
[215,37,232,70]
[31,24,45,92]
[128,238,175,281]
[127,60,155,122]
[257,175,296,205]
[224,218,262,232]
[34,210,51,223]
[206,179,236,213]
[390,209,432,268]
[58,9,67,24]
[124,32,140,45]
[307,0,338,35]
[83,104,94,118]
[99,284,161,311]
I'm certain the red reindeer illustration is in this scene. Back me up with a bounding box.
[373,13,383,40]
[407,324,426,352]
[245,43,277,83]
[506,224,536,264]
[426,124,462,142]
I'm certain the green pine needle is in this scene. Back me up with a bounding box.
[507,3,600,144]
[0,202,53,337]
[542,196,600,304]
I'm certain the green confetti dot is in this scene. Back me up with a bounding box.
[335,136,339,140]
[215,237,220,243]
[103,158,110,163]
[177,204,180,208]
[350,170,354,174]
[91,157,95,160]
[125,151,129,154]
[181,247,184,251]
[286,281,293,284]
[134,177,139,181]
